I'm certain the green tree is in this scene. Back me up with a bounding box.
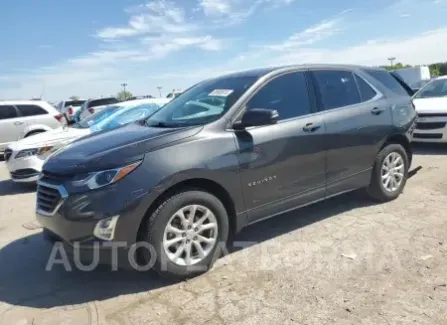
[69,96,80,100]
[117,90,133,101]
[429,64,441,77]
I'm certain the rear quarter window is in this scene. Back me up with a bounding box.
[366,70,410,96]
[16,104,48,117]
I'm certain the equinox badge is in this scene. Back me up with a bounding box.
[248,175,277,187]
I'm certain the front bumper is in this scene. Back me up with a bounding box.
[412,115,447,143]
[5,152,45,183]
[35,170,153,268]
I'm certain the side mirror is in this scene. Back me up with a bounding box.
[233,108,279,130]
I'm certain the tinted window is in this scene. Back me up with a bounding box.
[355,74,377,101]
[88,98,118,108]
[0,105,18,120]
[314,70,361,110]
[16,104,47,116]
[246,72,311,120]
[65,100,85,107]
[367,70,409,96]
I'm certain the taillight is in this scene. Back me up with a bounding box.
[54,114,64,123]
[68,106,73,115]
[88,108,95,114]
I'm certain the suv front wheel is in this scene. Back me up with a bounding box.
[367,143,409,202]
[139,190,229,280]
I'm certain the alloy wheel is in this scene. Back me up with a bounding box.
[163,205,218,266]
[381,152,405,192]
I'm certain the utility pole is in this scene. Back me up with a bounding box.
[387,57,396,68]
[157,86,163,97]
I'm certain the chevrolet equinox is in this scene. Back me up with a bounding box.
[36,65,417,279]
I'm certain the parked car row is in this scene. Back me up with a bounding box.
[4,97,169,182]
[1,64,442,280]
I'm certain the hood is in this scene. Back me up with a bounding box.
[8,127,91,151]
[43,123,203,175]
[412,97,447,114]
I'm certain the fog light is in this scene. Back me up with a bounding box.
[93,215,119,241]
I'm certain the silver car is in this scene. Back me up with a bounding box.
[0,100,65,154]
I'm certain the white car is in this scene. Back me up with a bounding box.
[76,97,120,122]
[412,76,447,143]
[56,99,86,123]
[4,98,164,183]
[0,100,66,154]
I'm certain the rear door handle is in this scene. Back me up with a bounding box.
[371,107,385,115]
[303,123,321,132]
[14,121,24,125]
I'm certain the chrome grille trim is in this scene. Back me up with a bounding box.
[36,181,68,216]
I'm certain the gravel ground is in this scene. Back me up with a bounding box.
[0,145,447,325]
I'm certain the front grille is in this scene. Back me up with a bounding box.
[4,148,12,162]
[415,122,447,130]
[11,169,40,179]
[36,182,65,215]
[413,133,443,139]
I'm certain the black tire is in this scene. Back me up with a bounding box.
[139,190,229,280]
[366,143,409,202]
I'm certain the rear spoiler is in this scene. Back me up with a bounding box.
[389,71,415,96]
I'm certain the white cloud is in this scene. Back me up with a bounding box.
[3,1,447,101]
[199,0,233,15]
[96,0,196,40]
[254,10,349,51]
[266,28,447,67]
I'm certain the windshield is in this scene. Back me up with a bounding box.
[414,78,447,99]
[91,103,162,132]
[146,76,258,127]
[75,105,121,128]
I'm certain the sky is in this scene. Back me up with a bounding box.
[1,0,447,101]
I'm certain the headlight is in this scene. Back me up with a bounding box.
[15,146,53,159]
[71,160,142,190]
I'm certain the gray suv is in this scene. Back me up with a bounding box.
[37,64,417,279]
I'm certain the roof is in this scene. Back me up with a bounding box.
[217,64,382,79]
[0,99,50,105]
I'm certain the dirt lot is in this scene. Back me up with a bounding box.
[0,145,447,325]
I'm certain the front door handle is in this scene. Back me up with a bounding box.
[303,123,321,132]
[14,121,24,126]
[371,107,385,115]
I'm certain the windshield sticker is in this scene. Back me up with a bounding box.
[209,89,234,97]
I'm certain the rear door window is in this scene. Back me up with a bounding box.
[354,74,377,102]
[313,70,361,110]
[0,105,19,120]
[16,104,48,117]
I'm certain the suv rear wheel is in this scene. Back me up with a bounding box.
[140,190,229,280]
[367,143,409,202]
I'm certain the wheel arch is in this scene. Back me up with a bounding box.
[136,177,241,243]
[381,133,412,166]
